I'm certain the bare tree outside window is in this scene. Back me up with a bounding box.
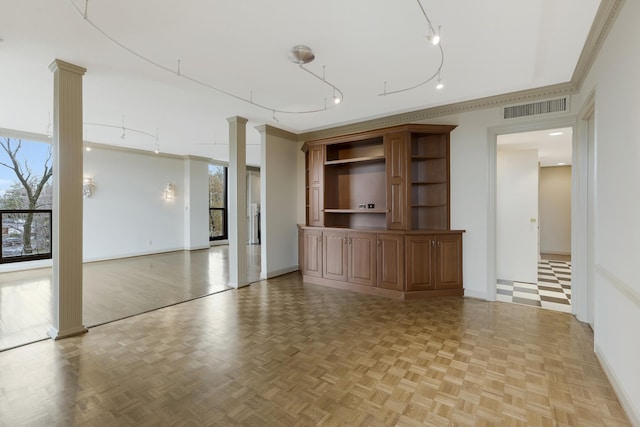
[0,138,53,256]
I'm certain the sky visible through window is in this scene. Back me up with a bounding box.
[0,138,52,197]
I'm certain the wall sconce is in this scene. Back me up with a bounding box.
[164,183,176,200]
[83,178,95,198]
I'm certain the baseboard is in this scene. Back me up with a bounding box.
[186,244,211,251]
[83,247,185,263]
[463,289,489,300]
[594,343,640,426]
[0,259,52,273]
[262,266,299,280]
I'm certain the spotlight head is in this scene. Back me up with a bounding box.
[436,79,444,90]
[333,96,341,105]
[430,34,441,45]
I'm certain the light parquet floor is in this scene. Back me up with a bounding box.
[0,272,630,426]
[0,245,261,350]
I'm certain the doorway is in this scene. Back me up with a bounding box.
[495,127,573,313]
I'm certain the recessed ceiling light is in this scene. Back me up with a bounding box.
[549,131,564,136]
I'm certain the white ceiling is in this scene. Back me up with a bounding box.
[0,0,600,165]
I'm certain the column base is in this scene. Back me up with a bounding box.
[228,281,250,289]
[48,325,88,340]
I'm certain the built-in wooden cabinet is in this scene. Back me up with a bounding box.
[377,234,404,291]
[301,228,323,278]
[307,145,324,227]
[348,232,377,287]
[406,233,462,292]
[300,124,463,300]
[323,230,348,281]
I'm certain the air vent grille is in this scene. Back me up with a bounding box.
[503,97,568,119]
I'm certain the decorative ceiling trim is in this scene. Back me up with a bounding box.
[255,124,298,141]
[298,82,575,142]
[0,128,50,143]
[572,0,625,90]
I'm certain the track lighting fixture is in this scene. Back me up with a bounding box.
[70,1,345,115]
[428,26,441,45]
[379,0,446,96]
[82,121,159,153]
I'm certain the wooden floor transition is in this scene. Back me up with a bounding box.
[0,271,630,426]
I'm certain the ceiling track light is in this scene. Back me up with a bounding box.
[82,121,159,153]
[68,0,344,115]
[379,0,446,96]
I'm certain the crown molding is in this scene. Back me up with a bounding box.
[0,128,50,143]
[572,0,625,91]
[183,155,213,163]
[255,124,298,141]
[298,82,576,142]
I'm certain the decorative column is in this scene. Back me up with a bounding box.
[227,116,248,288]
[48,59,87,339]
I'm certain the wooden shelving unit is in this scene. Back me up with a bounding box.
[300,124,463,300]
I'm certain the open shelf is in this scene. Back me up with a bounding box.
[324,209,388,214]
[324,211,387,229]
[325,155,385,166]
[325,137,384,163]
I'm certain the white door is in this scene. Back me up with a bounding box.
[497,149,539,284]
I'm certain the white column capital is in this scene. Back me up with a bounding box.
[49,59,87,75]
[227,116,248,125]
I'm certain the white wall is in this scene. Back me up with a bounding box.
[575,0,640,422]
[83,146,209,261]
[260,129,299,278]
[184,157,211,250]
[539,166,571,255]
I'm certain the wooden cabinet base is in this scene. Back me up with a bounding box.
[301,274,463,300]
[299,226,464,300]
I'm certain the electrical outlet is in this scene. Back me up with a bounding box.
[367,203,375,209]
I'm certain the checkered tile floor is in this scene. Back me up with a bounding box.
[497,260,572,313]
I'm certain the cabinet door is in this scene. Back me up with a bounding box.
[385,132,408,230]
[323,230,348,281]
[377,234,404,290]
[348,232,377,286]
[308,145,324,226]
[435,233,463,289]
[405,234,436,291]
[302,229,323,278]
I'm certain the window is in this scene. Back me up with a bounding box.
[0,137,53,263]
[209,165,227,241]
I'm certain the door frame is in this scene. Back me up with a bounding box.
[487,117,583,317]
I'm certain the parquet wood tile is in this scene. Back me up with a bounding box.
[0,272,631,426]
[0,246,261,350]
